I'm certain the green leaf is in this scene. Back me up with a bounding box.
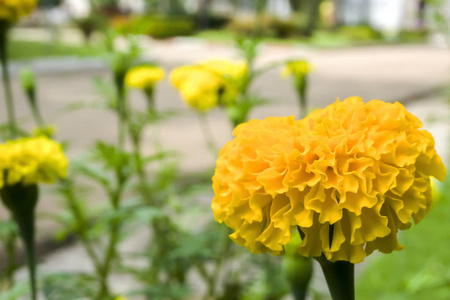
[72,159,113,189]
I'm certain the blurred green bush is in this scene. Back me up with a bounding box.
[338,25,382,41]
[113,15,196,39]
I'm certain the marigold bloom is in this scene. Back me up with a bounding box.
[0,136,68,187]
[170,59,248,112]
[212,97,446,263]
[201,59,248,88]
[125,65,165,90]
[0,0,37,23]
[282,60,312,79]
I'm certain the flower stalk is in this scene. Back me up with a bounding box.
[0,21,18,138]
[20,68,45,127]
[112,53,129,150]
[4,221,18,289]
[315,255,355,300]
[144,86,155,113]
[95,56,130,299]
[295,75,308,119]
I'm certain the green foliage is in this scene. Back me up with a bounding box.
[242,254,290,300]
[115,15,196,39]
[357,179,450,299]
[228,14,274,37]
[7,40,102,61]
[338,25,382,41]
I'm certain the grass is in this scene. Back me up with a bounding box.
[195,29,309,45]
[195,29,426,49]
[356,178,450,300]
[8,40,102,61]
[195,29,377,48]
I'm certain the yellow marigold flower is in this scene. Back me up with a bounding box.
[282,60,312,79]
[171,65,223,112]
[201,59,248,86]
[170,60,248,112]
[212,97,446,264]
[125,65,165,90]
[0,136,68,187]
[0,0,37,23]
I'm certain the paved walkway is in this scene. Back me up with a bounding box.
[2,30,450,299]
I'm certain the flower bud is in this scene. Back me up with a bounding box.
[19,68,36,104]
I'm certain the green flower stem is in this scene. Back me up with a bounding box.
[204,227,234,299]
[197,112,219,156]
[144,86,155,113]
[315,255,355,300]
[97,186,124,300]
[0,22,18,138]
[62,180,102,273]
[114,71,127,150]
[96,66,129,299]
[4,222,18,288]
[143,87,164,152]
[0,184,39,300]
[295,76,308,119]
[131,135,146,181]
[27,91,45,128]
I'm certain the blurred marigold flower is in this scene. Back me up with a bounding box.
[170,59,248,112]
[125,65,165,90]
[0,136,68,187]
[282,60,312,79]
[0,0,37,23]
[212,97,446,263]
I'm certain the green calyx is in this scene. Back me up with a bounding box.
[0,183,39,300]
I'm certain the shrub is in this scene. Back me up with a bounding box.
[227,14,274,37]
[338,25,381,41]
[114,15,196,39]
[271,18,300,38]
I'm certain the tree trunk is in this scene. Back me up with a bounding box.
[304,0,323,36]
[289,0,303,12]
[198,0,214,30]
[168,0,186,15]
[254,0,268,37]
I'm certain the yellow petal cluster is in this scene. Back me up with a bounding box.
[282,60,312,79]
[170,59,248,112]
[0,0,37,23]
[0,136,68,187]
[125,65,165,90]
[212,97,446,263]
